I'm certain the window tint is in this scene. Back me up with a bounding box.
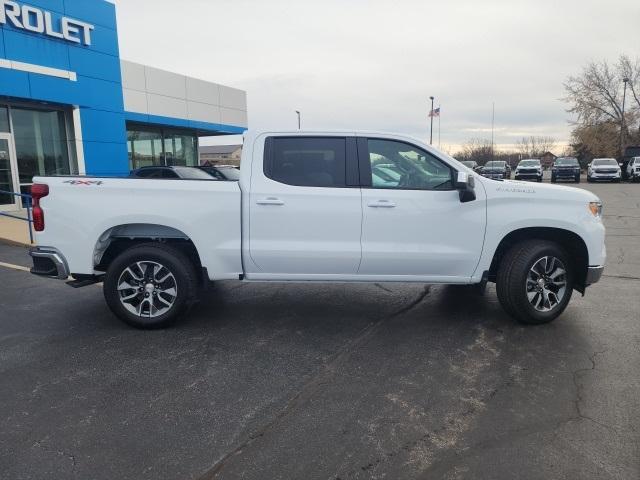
[267,137,346,187]
[367,139,453,190]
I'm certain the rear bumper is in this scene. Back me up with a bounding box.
[586,266,604,286]
[29,247,69,280]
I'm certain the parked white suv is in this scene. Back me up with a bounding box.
[514,159,543,182]
[626,157,640,182]
[28,131,606,329]
[587,158,621,183]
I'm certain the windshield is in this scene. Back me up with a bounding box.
[518,160,539,167]
[592,159,618,166]
[555,157,578,166]
[173,167,216,180]
[484,161,505,168]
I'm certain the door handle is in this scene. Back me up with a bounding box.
[367,200,396,208]
[256,197,284,206]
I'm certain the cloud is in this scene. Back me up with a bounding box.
[112,0,640,151]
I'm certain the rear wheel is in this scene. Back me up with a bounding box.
[103,243,198,329]
[496,240,573,324]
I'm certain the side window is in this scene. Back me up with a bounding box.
[266,137,346,187]
[367,139,453,190]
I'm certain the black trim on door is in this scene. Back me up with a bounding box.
[345,137,359,187]
[357,137,372,187]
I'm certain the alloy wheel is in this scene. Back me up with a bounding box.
[117,261,178,318]
[526,256,567,312]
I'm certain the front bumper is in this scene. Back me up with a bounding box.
[553,169,580,178]
[29,247,69,280]
[590,172,620,180]
[515,172,542,179]
[585,266,604,286]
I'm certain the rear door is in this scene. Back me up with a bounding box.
[358,137,486,280]
[247,135,362,276]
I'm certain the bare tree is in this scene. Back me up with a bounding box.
[516,136,557,158]
[456,138,493,163]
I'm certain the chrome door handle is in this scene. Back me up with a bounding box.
[256,197,284,206]
[368,200,396,208]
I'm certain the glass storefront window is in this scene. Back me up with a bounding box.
[128,128,163,169]
[128,125,198,169]
[164,131,197,167]
[0,107,9,133]
[12,108,70,185]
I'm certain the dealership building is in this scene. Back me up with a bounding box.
[0,0,248,210]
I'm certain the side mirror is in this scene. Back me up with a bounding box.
[455,171,476,203]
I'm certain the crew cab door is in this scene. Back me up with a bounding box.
[358,137,486,280]
[246,135,362,276]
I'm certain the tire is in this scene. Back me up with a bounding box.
[587,176,592,183]
[575,177,581,183]
[496,240,573,325]
[103,243,198,329]
[551,175,556,183]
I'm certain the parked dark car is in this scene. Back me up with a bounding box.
[481,161,510,180]
[551,157,581,183]
[129,166,215,180]
[460,160,481,172]
[197,165,241,181]
[514,159,543,182]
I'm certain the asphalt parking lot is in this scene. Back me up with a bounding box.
[1,177,639,480]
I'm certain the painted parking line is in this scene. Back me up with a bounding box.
[0,261,30,272]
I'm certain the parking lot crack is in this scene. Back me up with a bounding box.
[197,286,431,479]
[555,350,619,435]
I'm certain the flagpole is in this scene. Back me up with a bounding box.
[438,105,441,148]
[429,96,434,145]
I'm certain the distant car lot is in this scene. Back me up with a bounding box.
[0,180,638,480]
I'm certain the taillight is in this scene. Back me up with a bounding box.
[31,183,49,232]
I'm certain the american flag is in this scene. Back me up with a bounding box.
[429,107,441,118]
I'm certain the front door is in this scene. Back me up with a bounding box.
[358,137,486,281]
[247,135,362,277]
[0,134,19,211]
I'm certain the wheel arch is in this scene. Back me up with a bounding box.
[488,227,589,293]
[93,223,206,284]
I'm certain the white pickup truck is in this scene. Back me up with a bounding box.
[29,131,606,328]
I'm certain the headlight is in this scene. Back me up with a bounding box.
[588,202,603,217]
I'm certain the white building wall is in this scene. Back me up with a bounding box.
[120,60,248,128]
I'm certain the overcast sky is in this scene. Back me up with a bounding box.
[113,0,639,153]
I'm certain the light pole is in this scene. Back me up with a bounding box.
[429,96,434,145]
[295,110,301,130]
[620,77,629,157]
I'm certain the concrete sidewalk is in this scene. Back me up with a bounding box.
[0,211,32,246]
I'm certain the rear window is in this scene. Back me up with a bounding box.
[265,137,346,187]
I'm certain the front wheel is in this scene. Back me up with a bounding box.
[496,240,573,324]
[103,243,198,329]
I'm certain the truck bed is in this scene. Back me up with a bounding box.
[32,176,242,279]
